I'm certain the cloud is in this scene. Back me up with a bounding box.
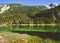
[41,4,51,9]
[41,3,59,9]
[44,5,51,9]
[53,2,59,6]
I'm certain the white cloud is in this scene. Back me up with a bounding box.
[53,3,59,6]
[44,5,51,9]
[41,4,51,9]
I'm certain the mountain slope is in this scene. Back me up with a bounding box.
[0,4,47,14]
[0,4,60,25]
[33,5,60,24]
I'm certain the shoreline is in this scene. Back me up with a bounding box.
[0,24,60,27]
[12,24,59,26]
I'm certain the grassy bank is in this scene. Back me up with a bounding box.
[0,26,60,43]
[0,31,60,43]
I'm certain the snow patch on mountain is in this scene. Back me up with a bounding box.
[0,4,10,14]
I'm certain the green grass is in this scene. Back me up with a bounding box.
[0,31,60,43]
[0,26,60,43]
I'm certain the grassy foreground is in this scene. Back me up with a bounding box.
[0,26,60,43]
[0,31,60,43]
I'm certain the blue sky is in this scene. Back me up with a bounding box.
[0,0,60,6]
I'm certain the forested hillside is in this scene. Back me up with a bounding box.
[0,4,60,26]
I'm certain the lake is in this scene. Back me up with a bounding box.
[0,26,60,32]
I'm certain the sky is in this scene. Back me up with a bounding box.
[0,0,60,6]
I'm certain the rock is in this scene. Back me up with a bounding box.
[0,36,8,43]
[15,38,28,43]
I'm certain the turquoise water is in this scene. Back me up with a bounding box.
[0,26,60,32]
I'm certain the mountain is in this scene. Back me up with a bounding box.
[43,3,59,9]
[0,4,60,25]
[0,4,47,14]
[33,5,60,24]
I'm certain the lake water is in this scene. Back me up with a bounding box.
[0,26,60,32]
